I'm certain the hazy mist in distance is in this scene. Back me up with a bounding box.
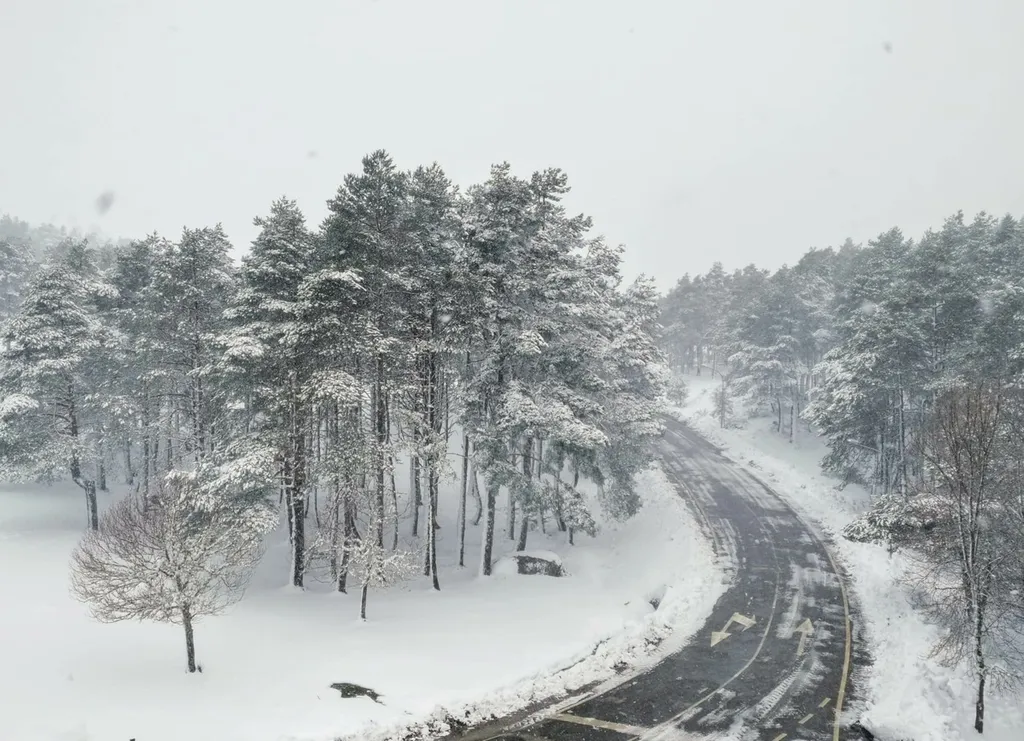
[1,0,1022,288]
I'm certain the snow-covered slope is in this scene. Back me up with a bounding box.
[0,461,722,741]
[677,374,1024,741]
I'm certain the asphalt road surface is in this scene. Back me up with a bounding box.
[464,417,861,741]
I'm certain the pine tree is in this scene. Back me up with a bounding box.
[322,151,410,557]
[0,260,105,528]
[149,225,236,465]
[223,199,315,588]
[0,235,34,320]
[103,235,168,495]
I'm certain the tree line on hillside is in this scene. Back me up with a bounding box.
[659,210,1024,733]
[0,151,665,671]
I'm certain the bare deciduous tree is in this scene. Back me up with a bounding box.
[906,383,1024,733]
[70,470,273,673]
[348,533,417,621]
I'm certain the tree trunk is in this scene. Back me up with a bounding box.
[390,455,399,551]
[480,484,498,576]
[517,438,531,551]
[182,606,197,673]
[360,583,368,621]
[142,402,151,503]
[338,496,356,593]
[98,452,107,492]
[975,604,986,733]
[975,667,985,733]
[569,462,580,546]
[68,393,99,531]
[285,395,307,588]
[554,462,567,532]
[338,512,351,594]
[898,382,908,498]
[428,471,440,590]
[470,462,483,526]
[123,436,135,486]
[71,458,96,531]
[374,358,386,549]
[423,344,441,589]
[536,438,545,534]
[296,379,312,582]
[411,451,421,536]
[507,494,516,540]
[329,494,340,585]
[287,487,304,588]
[458,433,470,567]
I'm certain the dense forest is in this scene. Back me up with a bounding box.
[0,151,665,668]
[659,210,1024,731]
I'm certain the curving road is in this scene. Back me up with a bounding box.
[458,417,861,741]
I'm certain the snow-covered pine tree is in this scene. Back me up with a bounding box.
[148,225,236,466]
[0,234,35,320]
[0,254,106,528]
[728,266,804,437]
[460,165,666,568]
[593,274,668,516]
[103,235,169,495]
[222,198,315,588]
[458,163,538,573]
[322,151,410,554]
[402,163,463,589]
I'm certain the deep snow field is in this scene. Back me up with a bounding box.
[0,451,723,741]
[678,373,1024,741]
[8,375,1018,741]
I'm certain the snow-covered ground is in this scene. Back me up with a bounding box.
[677,374,1024,741]
[0,457,722,741]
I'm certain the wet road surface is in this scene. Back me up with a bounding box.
[465,417,860,741]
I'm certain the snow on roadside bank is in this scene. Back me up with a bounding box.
[336,464,726,741]
[677,375,1024,741]
[0,464,722,741]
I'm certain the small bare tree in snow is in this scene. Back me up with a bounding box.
[347,534,417,621]
[306,476,417,619]
[70,462,275,672]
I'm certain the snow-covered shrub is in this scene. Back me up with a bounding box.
[842,492,939,547]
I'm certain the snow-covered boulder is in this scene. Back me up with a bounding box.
[495,550,564,577]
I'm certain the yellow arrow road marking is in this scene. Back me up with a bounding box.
[549,712,649,735]
[792,617,814,655]
[819,697,831,708]
[710,612,756,646]
[731,612,756,629]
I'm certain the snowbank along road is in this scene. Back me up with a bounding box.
[471,417,861,741]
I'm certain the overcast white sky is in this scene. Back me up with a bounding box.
[2,0,1022,288]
